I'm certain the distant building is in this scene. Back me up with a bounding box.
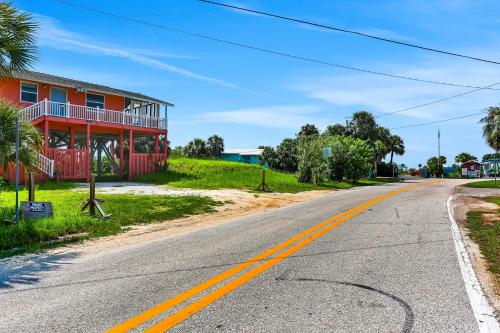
[220,149,268,168]
[461,160,482,178]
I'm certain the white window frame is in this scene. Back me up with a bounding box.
[20,81,38,104]
[86,92,105,111]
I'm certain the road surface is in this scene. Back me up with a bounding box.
[0,179,488,332]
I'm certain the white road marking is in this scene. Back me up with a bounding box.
[447,196,500,333]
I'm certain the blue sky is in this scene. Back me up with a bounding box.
[13,0,500,167]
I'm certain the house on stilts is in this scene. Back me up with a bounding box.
[0,71,172,183]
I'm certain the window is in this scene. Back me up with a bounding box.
[86,93,105,109]
[20,82,38,103]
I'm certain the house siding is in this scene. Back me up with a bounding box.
[0,77,125,111]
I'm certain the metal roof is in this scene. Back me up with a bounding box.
[223,149,263,156]
[13,71,174,107]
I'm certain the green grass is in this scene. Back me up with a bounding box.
[0,187,219,257]
[135,158,400,193]
[463,180,500,188]
[465,197,500,287]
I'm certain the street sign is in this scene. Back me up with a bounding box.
[21,201,54,219]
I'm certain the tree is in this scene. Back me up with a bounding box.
[349,111,378,142]
[482,153,500,161]
[324,123,347,137]
[275,138,299,172]
[298,124,319,138]
[183,138,207,158]
[324,136,373,182]
[427,156,447,177]
[0,2,38,76]
[297,136,326,184]
[455,152,477,164]
[480,107,500,153]
[387,134,405,177]
[207,135,224,157]
[258,145,278,168]
[0,100,42,170]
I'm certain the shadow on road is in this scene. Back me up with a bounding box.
[0,252,79,290]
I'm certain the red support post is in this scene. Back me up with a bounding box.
[44,119,49,153]
[69,126,75,149]
[86,124,91,181]
[119,131,124,178]
[110,140,115,160]
[154,133,159,154]
[128,129,133,179]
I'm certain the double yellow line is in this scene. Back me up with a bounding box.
[107,180,440,332]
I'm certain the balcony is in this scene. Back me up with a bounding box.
[21,99,168,130]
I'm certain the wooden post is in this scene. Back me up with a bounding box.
[154,133,159,154]
[256,169,270,192]
[44,119,49,152]
[128,129,134,179]
[86,124,91,181]
[119,131,124,178]
[28,172,35,202]
[89,175,95,216]
[110,140,115,160]
[69,126,75,149]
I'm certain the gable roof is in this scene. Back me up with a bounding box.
[13,71,174,107]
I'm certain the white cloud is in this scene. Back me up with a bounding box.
[35,14,237,88]
[292,60,500,122]
[199,105,327,129]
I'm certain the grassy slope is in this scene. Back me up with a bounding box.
[462,180,500,188]
[0,185,219,257]
[135,158,398,193]
[465,197,500,287]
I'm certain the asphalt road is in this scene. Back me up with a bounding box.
[0,179,484,332]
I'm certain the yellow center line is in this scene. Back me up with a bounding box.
[107,180,441,332]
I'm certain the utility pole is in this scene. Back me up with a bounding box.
[437,129,441,178]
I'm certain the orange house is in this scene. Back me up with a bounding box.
[0,71,173,182]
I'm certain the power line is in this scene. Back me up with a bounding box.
[199,0,500,66]
[375,82,500,118]
[390,110,486,130]
[54,0,500,91]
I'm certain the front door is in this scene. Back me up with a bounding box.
[50,87,67,116]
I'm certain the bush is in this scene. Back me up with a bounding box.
[325,136,373,183]
[297,137,326,184]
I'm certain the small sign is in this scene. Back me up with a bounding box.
[21,201,54,219]
[461,168,468,177]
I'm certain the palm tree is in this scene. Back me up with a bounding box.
[0,100,42,171]
[387,135,405,177]
[479,106,500,185]
[0,2,38,76]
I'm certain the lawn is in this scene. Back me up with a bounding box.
[0,184,219,257]
[463,180,500,188]
[465,197,500,290]
[135,158,400,193]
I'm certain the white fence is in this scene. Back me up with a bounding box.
[21,99,168,130]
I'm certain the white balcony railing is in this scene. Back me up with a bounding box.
[21,99,168,130]
[35,152,54,178]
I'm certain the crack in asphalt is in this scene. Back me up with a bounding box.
[277,276,414,333]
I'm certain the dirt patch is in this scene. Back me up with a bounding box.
[481,213,500,226]
[64,184,331,256]
[452,186,500,313]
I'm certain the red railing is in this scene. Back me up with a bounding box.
[131,153,167,177]
[47,148,89,180]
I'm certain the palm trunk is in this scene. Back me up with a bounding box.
[390,151,394,178]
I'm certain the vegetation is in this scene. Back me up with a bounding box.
[0,184,219,257]
[462,180,500,188]
[455,152,477,164]
[480,106,500,154]
[0,1,38,76]
[482,153,500,161]
[135,158,398,193]
[0,100,42,170]
[465,197,500,285]
[183,135,225,158]
[426,155,447,177]
[323,136,373,182]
